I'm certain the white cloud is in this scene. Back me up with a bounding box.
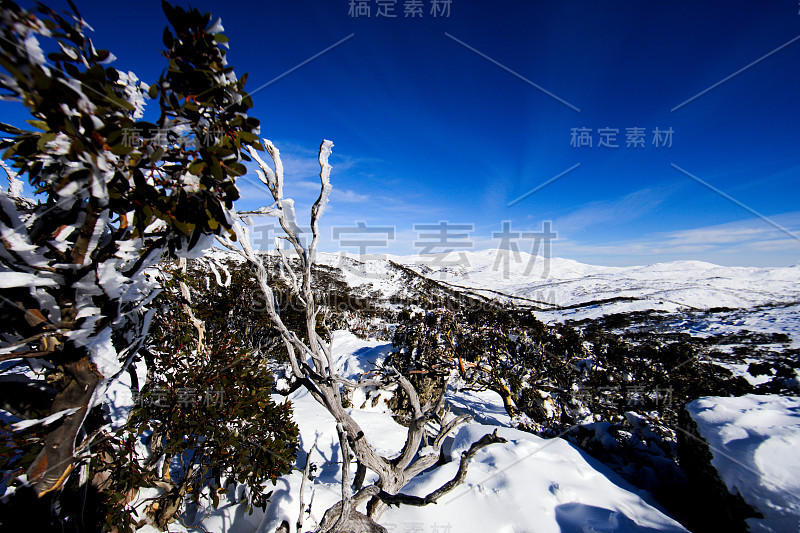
[664,226,767,245]
[553,187,668,233]
[553,212,800,267]
[334,189,370,202]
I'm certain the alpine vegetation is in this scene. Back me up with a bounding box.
[1,2,799,533]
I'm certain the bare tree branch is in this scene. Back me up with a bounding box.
[221,140,504,531]
[372,430,507,507]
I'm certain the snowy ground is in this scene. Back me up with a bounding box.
[655,304,800,350]
[686,395,800,533]
[147,330,688,533]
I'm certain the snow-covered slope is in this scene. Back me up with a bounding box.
[687,395,800,533]
[253,331,686,533]
[148,331,687,532]
[381,423,687,533]
[314,250,800,321]
[124,248,800,532]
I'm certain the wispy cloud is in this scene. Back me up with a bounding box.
[334,189,370,203]
[668,226,766,245]
[553,187,669,233]
[237,142,375,207]
[554,212,800,267]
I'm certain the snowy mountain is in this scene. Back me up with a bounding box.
[313,249,800,321]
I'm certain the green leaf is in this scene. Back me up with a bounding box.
[94,49,111,63]
[0,122,22,135]
[64,61,81,79]
[173,219,194,237]
[36,132,57,151]
[187,160,206,175]
[236,131,258,143]
[110,143,133,156]
[26,120,49,132]
[208,155,222,180]
[225,161,246,177]
[47,52,73,63]
[104,92,136,111]
[224,183,239,202]
[66,0,83,20]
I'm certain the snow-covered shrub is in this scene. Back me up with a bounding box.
[106,270,299,531]
[389,306,587,428]
[388,304,764,523]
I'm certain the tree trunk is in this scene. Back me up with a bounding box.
[26,354,102,496]
[318,501,388,533]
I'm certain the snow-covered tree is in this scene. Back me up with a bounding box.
[0,0,261,505]
[218,143,506,533]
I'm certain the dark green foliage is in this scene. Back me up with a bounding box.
[177,256,331,361]
[0,0,262,255]
[388,303,760,531]
[391,304,757,429]
[90,269,299,531]
[180,256,397,358]
[142,277,298,518]
[389,306,586,426]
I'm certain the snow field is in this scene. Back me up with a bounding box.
[687,394,800,533]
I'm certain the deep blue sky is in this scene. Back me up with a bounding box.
[5,0,800,266]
